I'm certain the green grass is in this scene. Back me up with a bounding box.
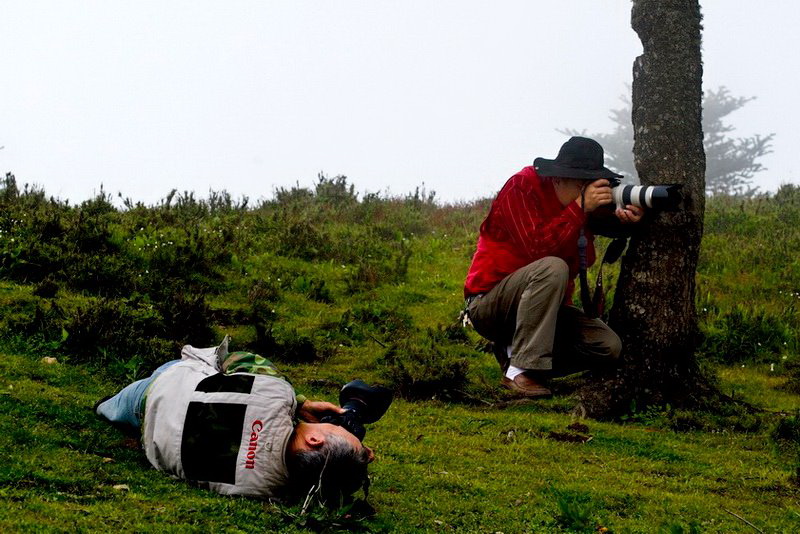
[717,364,799,413]
[2,350,798,532]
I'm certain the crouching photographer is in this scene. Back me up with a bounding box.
[465,137,660,398]
[94,336,391,505]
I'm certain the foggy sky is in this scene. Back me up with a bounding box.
[1,1,797,204]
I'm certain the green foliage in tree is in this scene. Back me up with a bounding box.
[561,86,774,196]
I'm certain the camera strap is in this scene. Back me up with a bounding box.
[578,233,629,319]
[577,228,595,317]
[577,186,628,318]
[577,187,594,317]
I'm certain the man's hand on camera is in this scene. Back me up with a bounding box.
[297,400,345,423]
[615,204,644,224]
[577,179,613,213]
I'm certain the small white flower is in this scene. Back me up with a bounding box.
[770,363,775,372]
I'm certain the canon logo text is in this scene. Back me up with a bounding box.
[244,420,263,469]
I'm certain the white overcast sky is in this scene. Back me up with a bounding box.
[1,1,797,204]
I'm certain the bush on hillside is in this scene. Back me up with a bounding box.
[156,290,216,348]
[273,327,335,363]
[291,275,333,303]
[378,329,470,400]
[772,414,800,449]
[61,297,175,371]
[350,303,413,336]
[783,359,800,394]
[698,305,795,363]
[343,237,412,293]
[248,278,280,355]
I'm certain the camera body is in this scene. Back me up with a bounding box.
[320,380,393,441]
[607,177,682,211]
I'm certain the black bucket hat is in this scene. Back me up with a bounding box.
[534,136,622,180]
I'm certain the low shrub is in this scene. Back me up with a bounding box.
[144,227,231,295]
[783,359,800,394]
[343,238,412,294]
[659,522,702,534]
[667,407,762,433]
[275,217,330,261]
[698,305,795,363]
[317,312,364,347]
[264,326,336,364]
[350,304,413,336]
[155,290,216,348]
[291,275,333,303]
[248,279,280,355]
[4,287,214,376]
[546,486,597,533]
[275,328,317,362]
[61,297,174,372]
[772,414,800,450]
[11,300,66,343]
[32,277,60,299]
[248,277,282,304]
[378,330,470,400]
[280,330,325,362]
[439,321,471,345]
[772,414,800,486]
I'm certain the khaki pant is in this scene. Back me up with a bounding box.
[467,257,621,374]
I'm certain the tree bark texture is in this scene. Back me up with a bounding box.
[600,0,706,411]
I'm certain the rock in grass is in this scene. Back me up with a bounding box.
[548,431,593,443]
[567,422,590,433]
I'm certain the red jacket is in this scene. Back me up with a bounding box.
[464,166,596,302]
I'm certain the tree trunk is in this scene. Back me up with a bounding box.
[581,0,707,415]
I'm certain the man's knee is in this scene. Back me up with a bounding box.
[592,328,622,362]
[525,256,569,289]
[605,330,622,361]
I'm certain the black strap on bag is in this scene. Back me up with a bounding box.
[577,187,628,318]
[578,233,628,318]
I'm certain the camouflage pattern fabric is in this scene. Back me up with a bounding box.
[222,351,307,405]
[222,351,284,378]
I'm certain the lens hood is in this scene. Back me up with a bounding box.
[339,380,393,424]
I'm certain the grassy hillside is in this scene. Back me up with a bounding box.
[1,174,798,532]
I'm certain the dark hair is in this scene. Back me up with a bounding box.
[286,434,371,506]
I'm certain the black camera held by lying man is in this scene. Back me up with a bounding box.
[608,177,682,211]
[320,380,393,441]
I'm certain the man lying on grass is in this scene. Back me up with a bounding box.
[465,137,645,398]
[95,337,374,504]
